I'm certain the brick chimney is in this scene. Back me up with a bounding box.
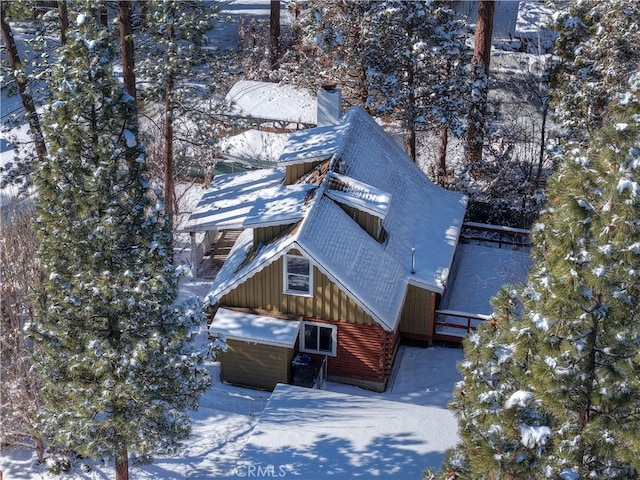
[316,83,342,127]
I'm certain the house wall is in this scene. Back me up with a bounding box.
[253,225,290,246]
[285,162,311,185]
[219,251,376,326]
[219,249,398,391]
[221,339,294,391]
[338,204,382,241]
[399,285,436,344]
[328,320,398,392]
[285,160,328,185]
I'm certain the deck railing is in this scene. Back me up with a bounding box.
[434,309,491,343]
[461,221,531,248]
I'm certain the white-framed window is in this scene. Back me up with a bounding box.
[284,254,312,296]
[300,321,337,356]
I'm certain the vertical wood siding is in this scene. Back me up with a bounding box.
[220,252,376,326]
[399,285,435,342]
[253,225,289,246]
[221,339,293,391]
[339,204,381,240]
[218,248,400,391]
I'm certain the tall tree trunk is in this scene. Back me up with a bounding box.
[164,75,176,226]
[163,14,176,236]
[437,125,449,184]
[465,0,495,165]
[405,19,416,162]
[118,0,136,100]
[115,449,129,480]
[1,3,47,163]
[406,62,416,161]
[100,4,108,26]
[269,1,280,70]
[57,1,69,45]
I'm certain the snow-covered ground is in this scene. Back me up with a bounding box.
[0,304,464,479]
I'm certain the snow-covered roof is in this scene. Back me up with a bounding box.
[515,1,557,49]
[202,106,467,331]
[326,171,391,219]
[278,122,349,165]
[235,383,458,478]
[183,168,315,232]
[210,308,300,348]
[218,130,289,167]
[225,81,316,125]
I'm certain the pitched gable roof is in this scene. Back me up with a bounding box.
[202,107,467,331]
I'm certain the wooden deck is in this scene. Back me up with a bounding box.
[433,222,531,344]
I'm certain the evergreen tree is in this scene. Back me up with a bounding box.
[136,0,220,225]
[282,0,374,107]
[551,0,640,145]
[365,1,470,163]
[440,73,640,479]
[29,9,212,479]
[286,1,469,166]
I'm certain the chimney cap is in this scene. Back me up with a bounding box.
[321,82,338,91]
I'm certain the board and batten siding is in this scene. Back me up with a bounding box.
[338,204,382,241]
[399,284,436,343]
[221,339,294,391]
[218,248,400,391]
[285,161,323,185]
[219,251,376,325]
[253,225,290,246]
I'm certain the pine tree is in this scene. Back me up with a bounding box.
[136,0,219,226]
[551,0,640,145]
[29,9,212,479]
[282,0,374,107]
[439,288,551,479]
[440,73,640,479]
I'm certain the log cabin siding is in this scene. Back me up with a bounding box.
[221,339,294,391]
[219,252,376,326]
[399,285,436,343]
[304,318,397,392]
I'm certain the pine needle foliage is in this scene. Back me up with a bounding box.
[550,0,640,144]
[29,7,211,469]
[440,74,640,479]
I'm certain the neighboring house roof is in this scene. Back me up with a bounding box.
[218,130,289,168]
[225,80,316,125]
[234,383,458,478]
[198,106,467,331]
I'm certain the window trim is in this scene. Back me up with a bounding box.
[299,321,337,357]
[283,253,313,297]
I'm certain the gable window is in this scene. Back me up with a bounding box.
[284,254,312,296]
[300,321,337,356]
